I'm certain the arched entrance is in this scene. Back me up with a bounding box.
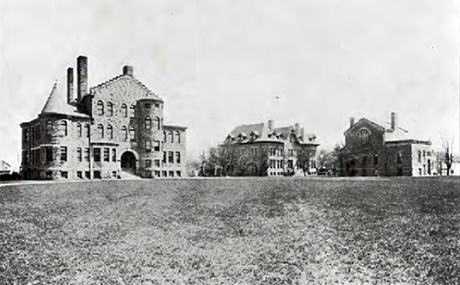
[121,151,136,173]
[427,159,431,175]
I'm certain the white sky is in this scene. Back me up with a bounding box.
[1,0,459,170]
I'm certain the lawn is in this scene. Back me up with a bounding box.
[1,177,459,284]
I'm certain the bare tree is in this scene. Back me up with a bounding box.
[248,147,269,176]
[208,145,237,176]
[296,147,312,176]
[442,138,454,176]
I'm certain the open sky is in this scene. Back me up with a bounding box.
[1,0,459,170]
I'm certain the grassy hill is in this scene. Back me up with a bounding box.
[1,177,459,284]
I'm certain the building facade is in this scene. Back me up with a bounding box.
[220,120,319,176]
[339,112,436,177]
[20,56,186,180]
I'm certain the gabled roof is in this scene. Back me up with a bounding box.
[90,74,162,101]
[40,84,89,118]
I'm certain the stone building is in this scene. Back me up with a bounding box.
[339,112,436,177]
[220,120,319,176]
[20,56,186,180]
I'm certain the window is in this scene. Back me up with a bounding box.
[145,170,152,178]
[129,126,135,140]
[85,124,90,137]
[168,151,174,163]
[121,126,128,141]
[169,171,174,177]
[61,121,68,136]
[397,152,402,163]
[358,129,370,146]
[130,105,135,118]
[154,141,160,151]
[107,102,113,116]
[374,155,378,165]
[145,103,151,108]
[418,150,422,163]
[176,171,181,177]
[94,171,101,179]
[85,171,90,179]
[145,116,152,130]
[104,148,110,162]
[94,148,101,162]
[362,156,367,166]
[154,170,160,177]
[423,151,426,158]
[176,152,181,164]
[169,131,174,143]
[77,171,82,179]
[155,103,159,108]
[61,171,68,179]
[121,104,128,117]
[163,131,167,142]
[112,148,116,162]
[84,148,89,162]
[77,147,82,162]
[145,159,152,168]
[24,151,29,165]
[46,120,53,135]
[97,100,104,115]
[24,128,29,142]
[162,171,167,177]
[145,140,152,151]
[112,171,117,177]
[155,117,161,130]
[154,159,160,167]
[176,131,181,143]
[163,151,167,163]
[46,147,53,162]
[97,124,104,139]
[77,123,82,137]
[107,125,113,139]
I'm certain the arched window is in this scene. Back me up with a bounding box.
[77,123,82,137]
[418,150,422,162]
[97,124,104,139]
[107,124,113,139]
[145,116,152,130]
[176,131,181,143]
[121,126,128,141]
[107,102,113,116]
[129,126,135,140]
[61,121,68,136]
[358,129,370,146]
[96,100,104,115]
[163,131,167,142]
[155,117,161,130]
[121,104,128,117]
[46,120,53,135]
[129,105,135,118]
[85,124,90,137]
[169,131,174,143]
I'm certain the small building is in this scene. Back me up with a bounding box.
[339,112,436,177]
[0,160,11,175]
[221,120,319,176]
[20,56,187,180]
[440,162,460,176]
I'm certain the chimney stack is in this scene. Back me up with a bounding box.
[77,56,88,102]
[268,119,274,131]
[350,117,355,128]
[299,127,305,140]
[67,67,74,104]
[391,112,397,131]
[294,123,299,132]
[123,65,134,76]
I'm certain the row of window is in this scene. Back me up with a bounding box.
[269,147,284,157]
[24,146,67,165]
[417,150,432,163]
[95,101,162,117]
[161,151,181,164]
[269,159,284,169]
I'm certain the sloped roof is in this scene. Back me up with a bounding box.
[90,74,162,101]
[40,84,89,118]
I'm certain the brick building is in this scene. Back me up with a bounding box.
[220,120,319,176]
[20,56,186,180]
[339,112,436,177]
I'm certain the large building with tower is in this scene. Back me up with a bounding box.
[339,112,436,177]
[20,56,187,180]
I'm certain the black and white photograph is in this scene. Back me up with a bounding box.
[1,0,459,284]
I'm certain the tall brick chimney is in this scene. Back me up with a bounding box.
[350,117,355,128]
[391,112,397,131]
[123,65,133,76]
[77,56,88,102]
[67,67,74,104]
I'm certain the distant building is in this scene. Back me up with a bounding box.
[0,160,11,175]
[20,56,186,180]
[221,120,319,176]
[339,112,436,177]
[440,162,460,176]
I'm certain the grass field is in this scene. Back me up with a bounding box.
[1,177,459,284]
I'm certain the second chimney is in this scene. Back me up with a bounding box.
[391,112,397,131]
[268,119,274,131]
[77,56,88,102]
[123,65,133,76]
[67,67,74,104]
[350,117,355,128]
